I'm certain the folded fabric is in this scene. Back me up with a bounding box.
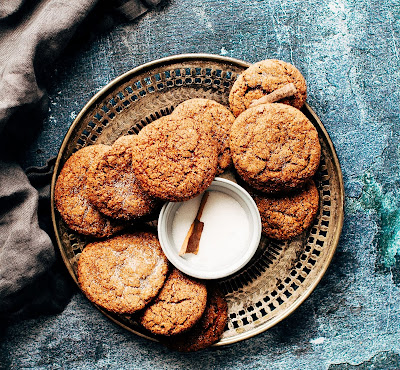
[0,0,163,320]
[0,160,56,318]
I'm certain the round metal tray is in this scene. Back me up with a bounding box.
[51,54,344,346]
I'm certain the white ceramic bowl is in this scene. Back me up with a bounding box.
[158,177,262,279]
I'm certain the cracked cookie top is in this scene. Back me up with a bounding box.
[54,145,124,238]
[139,269,208,336]
[171,98,235,174]
[251,179,320,240]
[77,232,169,314]
[86,135,157,220]
[229,59,307,117]
[230,103,321,193]
[131,115,218,202]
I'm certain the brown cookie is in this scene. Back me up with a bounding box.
[172,98,235,174]
[229,59,307,117]
[161,285,228,352]
[252,180,320,240]
[131,116,218,202]
[230,103,321,193]
[139,269,208,336]
[86,135,157,220]
[54,145,124,238]
[77,232,169,314]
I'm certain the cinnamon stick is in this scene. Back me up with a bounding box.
[179,192,209,256]
[249,83,297,108]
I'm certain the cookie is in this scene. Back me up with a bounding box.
[86,135,157,220]
[161,285,228,352]
[77,232,169,314]
[54,145,124,238]
[172,98,235,174]
[131,115,218,202]
[252,179,319,240]
[229,59,307,117]
[139,269,208,336]
[230,103,321,193]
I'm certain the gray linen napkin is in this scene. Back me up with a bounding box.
[0,0,162,320]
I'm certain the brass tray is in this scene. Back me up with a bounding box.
[51,54,344,346]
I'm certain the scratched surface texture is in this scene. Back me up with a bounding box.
[2,0,400,368]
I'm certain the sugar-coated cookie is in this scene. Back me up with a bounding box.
[230,103,321,193]
[131,116,218,202]
[229,59,307,117]
[77,232,169,314]
[140,269,208,336]
[252,180,319,240]
[86,135,157,220]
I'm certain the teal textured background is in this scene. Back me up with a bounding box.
[2,0,400,368]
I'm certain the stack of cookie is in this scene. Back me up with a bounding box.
[77,232,228,352]
[54,58,321,350]
[54,138,157,238]
[228,59,321,240]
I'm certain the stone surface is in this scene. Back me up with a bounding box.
[1,0,400,368]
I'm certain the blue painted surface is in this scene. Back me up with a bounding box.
[2,0,400,368]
